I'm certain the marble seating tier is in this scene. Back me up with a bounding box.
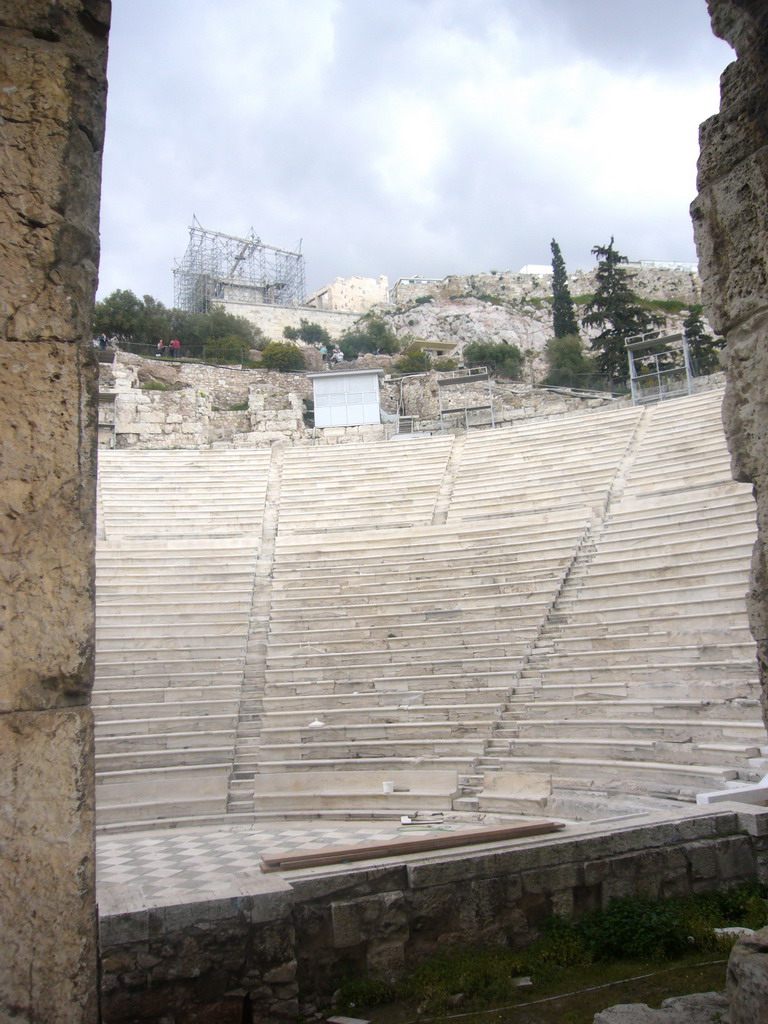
[92,388,767,828]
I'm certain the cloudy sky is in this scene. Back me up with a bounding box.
[98,0,733,306]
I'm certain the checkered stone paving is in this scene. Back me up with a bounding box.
[96,819,485,909]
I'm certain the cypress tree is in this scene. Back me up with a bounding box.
[581,238,664,384]
[550,239,579,339]
[683,305,724,375]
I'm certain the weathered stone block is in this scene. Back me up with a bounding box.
[697,52,768,189]
[0,340,96,710]
[0,707,97,1023]
[691,148,768,332]
[727,925,768,1024]
[331,890,407,949]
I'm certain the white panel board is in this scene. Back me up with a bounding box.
[312,371,382,428]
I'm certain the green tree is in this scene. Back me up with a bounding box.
[93,289,152,340]
[582,238,665,384]
[463,339,524,380]
[339,315,400,359]
[683,305,724,375]
[550,239,579,339]
[182,307,256,349]
[259,340,305,372]
[283,318,332,347]
[543,335,601,388]
[93,291,259,354]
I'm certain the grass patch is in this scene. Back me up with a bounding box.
[640,298,689,315]
[140,380,171,391]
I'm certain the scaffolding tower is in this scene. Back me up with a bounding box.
[173,216,306,313]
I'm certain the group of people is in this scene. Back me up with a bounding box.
[319,343,344,365]
[156,338,181,359]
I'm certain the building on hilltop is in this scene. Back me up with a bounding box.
[304,275,389,314]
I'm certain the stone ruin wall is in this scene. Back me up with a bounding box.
[0,2,109,1021]
[305,273,390,313]
[98,351,636,449]
[390,266,703,307]
[693,0,768,723]
[217,298,359,342]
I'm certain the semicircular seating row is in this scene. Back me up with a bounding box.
[93,389,766,830]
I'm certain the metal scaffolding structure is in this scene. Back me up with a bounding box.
[173,216,306,313]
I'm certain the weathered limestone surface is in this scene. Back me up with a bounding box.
[692,1,768,721]
[593,992,729,1023]
[727,925,768,1024]
[218,298,359,342]
[0,709,96,1021]
[0,2,109,1020]
[390,267,702,307]
[100,876,298,1024]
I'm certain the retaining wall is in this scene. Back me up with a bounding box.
[99,805,768,1023]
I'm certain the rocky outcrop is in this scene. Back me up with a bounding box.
[0,3,109,1021]
[692,0,768,722]
[593,993,729,1024]
[727,925,768,1024]
[391,267,702,307]
[381,296,691,379]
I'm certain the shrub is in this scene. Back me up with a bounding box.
[543,334,601,389]
[283,318,332,347]
[203,335,250,364]
[394,350,431,374]
[339,316,399,359]
[140,380,171,391]
[259,341,305,372]
[433,358,458,372]
[577,896,688,960]
[463,339,524,380]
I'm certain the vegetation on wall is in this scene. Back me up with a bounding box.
[335,883,768,1019]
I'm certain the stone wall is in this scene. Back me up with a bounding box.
[693,0,768,721]
[305,274,389,313]
[390,266,702,307]
[0,3,109,1021]
[217,299,360,342]
[99,353,630,449]
[99,807,768,1023]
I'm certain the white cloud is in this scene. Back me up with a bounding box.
[97,0,733,305]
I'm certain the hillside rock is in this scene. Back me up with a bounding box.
[380,296,689,379]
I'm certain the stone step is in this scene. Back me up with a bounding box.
[264,655,526,685]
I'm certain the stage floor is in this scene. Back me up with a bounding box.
[96,817,553,910]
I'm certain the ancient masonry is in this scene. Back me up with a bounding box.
[693,0,768,721]
[0,3,109,1022]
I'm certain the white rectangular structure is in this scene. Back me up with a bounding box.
[309,369,383,428]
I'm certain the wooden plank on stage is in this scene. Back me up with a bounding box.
[260,820,566,872]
